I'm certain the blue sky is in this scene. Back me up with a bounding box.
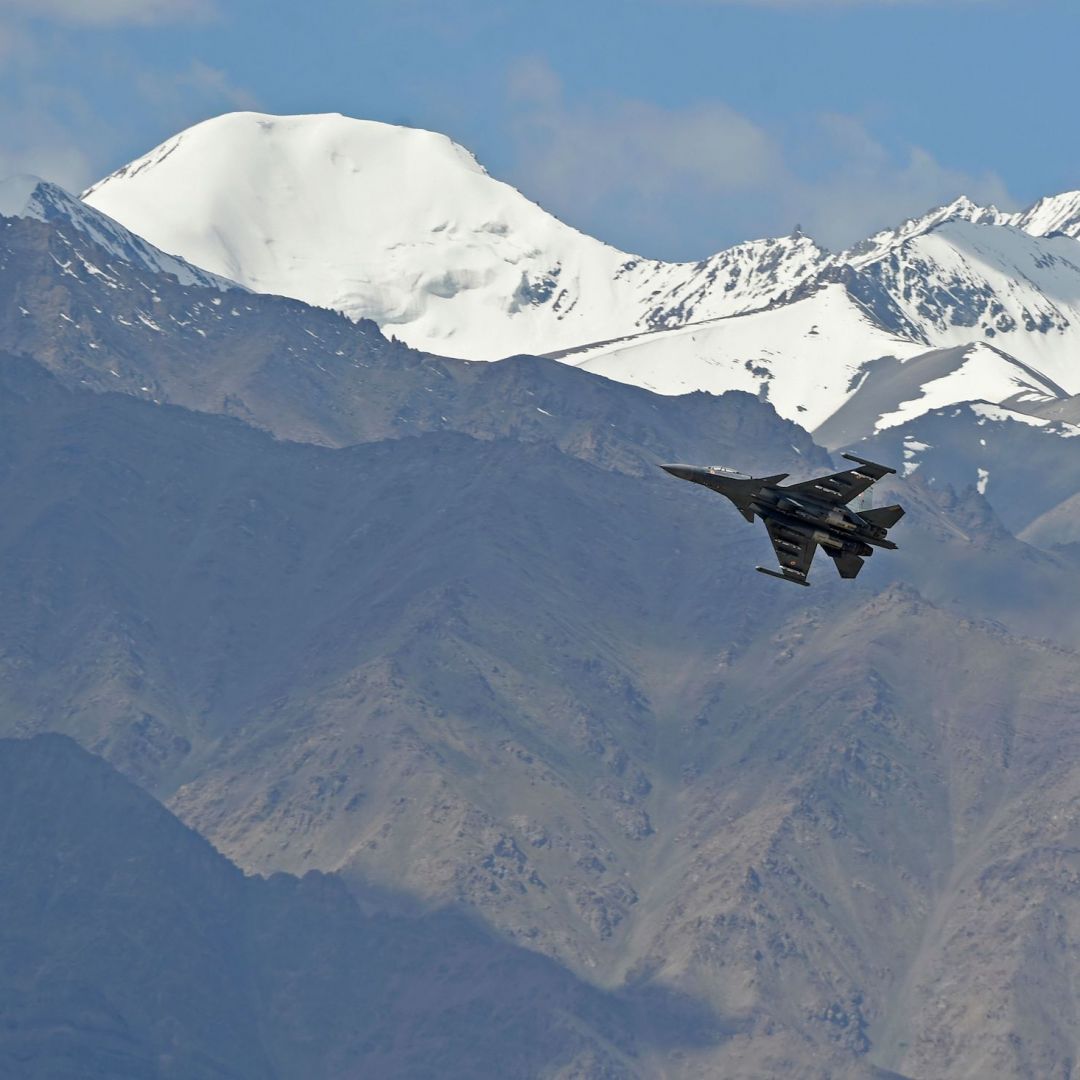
[0,0,1076,259]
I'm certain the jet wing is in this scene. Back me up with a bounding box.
[784,454,896,507]
[761,518,817,585]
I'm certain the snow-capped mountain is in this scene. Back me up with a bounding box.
[81,112,828,360]
[1008,190,1080,239]
[812,343,1065,450]
[827,218,1080,391]
[561,210,1080,437]
[79,111,1080,441]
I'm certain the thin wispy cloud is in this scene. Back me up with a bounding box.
[793,113,1012,247]
[675,0,1001,6]
[510,58,778,207]
[0,84,99,190]
[0,0,215,26]
[137,60,259,118]
[0,5,246,192]
[506,57,1013,258]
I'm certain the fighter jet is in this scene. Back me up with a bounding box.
[660,453,904,586]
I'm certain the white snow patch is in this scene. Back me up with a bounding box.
[970,402,1051,428]
[901,437,930,477]
[875,343,1063,432]
[567,285,926,430]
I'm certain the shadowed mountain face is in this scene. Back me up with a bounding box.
[0,734,731,1080]
[4,201,1080,1078]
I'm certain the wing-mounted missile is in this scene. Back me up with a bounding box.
[755,566,810,586]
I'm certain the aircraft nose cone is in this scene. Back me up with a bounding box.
[660,463,695,482]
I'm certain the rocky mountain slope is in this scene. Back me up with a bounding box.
[4,190,1080,1077]
[853,401,1080,536]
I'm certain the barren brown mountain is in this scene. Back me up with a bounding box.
[3,197,1080,1078]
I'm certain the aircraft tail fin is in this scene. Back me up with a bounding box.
[829,551,865,579]
[861,504,905,529]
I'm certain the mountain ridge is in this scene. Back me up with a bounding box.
[77,111,1080,442]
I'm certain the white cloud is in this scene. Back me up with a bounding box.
[674,0,1000,6]
[0,0,215,26]
[0,96,97,191]
[0,21,250,193]
[508,58,782,256]
[505,58,1013,259]
[517,99,778,205]
[0,143,93,191]
[791,113,1013,248]
[136,60,258,116]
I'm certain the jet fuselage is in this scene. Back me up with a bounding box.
[660,458,904,585]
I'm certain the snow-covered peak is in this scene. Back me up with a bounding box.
[843,195,1010,268]
[561,283,929,431]
[1010,190,1080,239]
[82,111,826,359]
[870,343,1066,434]
[827,218,1080,394]
[83,111,630,356]
[2,173,236,292]
[87,111,492,194]
[614,231,829,337]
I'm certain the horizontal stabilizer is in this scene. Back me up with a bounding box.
[860,504,905,529]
